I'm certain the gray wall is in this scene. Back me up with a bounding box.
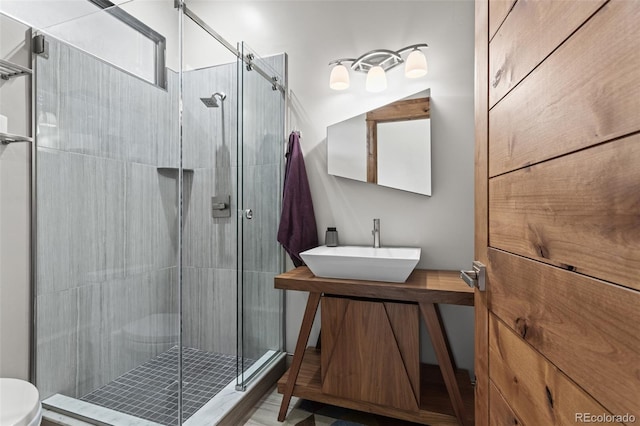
[0,13,31,380]
[35,37,180,399]
[182,63,238,356]
[298,1,476,374]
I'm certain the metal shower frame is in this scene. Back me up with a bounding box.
[181,3,285,94]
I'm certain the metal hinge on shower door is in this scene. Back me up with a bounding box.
[460,261,486,291]
[33,34,49,58]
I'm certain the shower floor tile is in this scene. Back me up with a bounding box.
[81,347,255,425]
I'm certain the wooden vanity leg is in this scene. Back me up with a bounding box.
[278,291,321,422]
[420,302,469,426]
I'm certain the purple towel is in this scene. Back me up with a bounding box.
[277,132,318,266]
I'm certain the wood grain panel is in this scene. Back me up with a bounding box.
[488,0,640,177]
[420,303,472,426]
[319,296,349,382]
[275,267,474,305]
[366,97,430,122]
[489,0,605,107]
[385,301,420,401]
[278,348,474,425]
[321,298,419,412]
[489,316,621,425]
[278,291,321,421]
[488,0,515,40]
[489,381,522,426]
[489,136,640,291]
[475,290,489,425]
[488,249,640,418]
[366,120,377,183]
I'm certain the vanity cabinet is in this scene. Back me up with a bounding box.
[320,296,420,411]
[274,267,475,426]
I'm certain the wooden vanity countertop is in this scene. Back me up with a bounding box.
[275,267,474,306]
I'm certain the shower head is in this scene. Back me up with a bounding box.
[200,97,219,108]
[200,92,227,108]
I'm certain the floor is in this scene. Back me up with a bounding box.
[241,387,424,426]
[45,349,424,426]
[44,385,425,426]
[81,346,254,425]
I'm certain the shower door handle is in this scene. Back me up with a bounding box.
[244,209,253,219]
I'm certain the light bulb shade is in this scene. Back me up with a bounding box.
[405,49,428,78]
[366,65,387,92]
[329,64,350,90]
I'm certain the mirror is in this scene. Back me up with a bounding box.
[327,90,431,195]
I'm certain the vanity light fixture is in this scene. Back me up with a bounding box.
[328,44,428,92]
[366,65,387,92]
[329,62,350,90]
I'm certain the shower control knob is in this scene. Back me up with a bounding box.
[244,209,253,219]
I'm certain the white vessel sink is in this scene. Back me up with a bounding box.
[300,245,421,283]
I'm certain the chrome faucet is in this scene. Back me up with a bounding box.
[372,218,380,248]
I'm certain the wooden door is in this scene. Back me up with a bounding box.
[475,0,640,424]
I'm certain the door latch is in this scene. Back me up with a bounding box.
[460,261,486,291]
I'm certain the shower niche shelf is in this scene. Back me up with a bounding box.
[0,132,33,145]
[157,167,194,174]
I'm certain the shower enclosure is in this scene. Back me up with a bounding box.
[29,1,285,424]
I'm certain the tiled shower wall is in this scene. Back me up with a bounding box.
[35,36,284,400]
[36,37,180,399]
[181,54,285,361]
[181,62,237,356]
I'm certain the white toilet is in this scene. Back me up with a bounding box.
[122,313,179,356]
[0,378,42,426]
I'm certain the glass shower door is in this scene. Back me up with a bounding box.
[236,41,286,390]
[179,8,243,423]
[33,2,182,425]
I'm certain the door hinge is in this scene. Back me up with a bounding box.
[33,35,49,58]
